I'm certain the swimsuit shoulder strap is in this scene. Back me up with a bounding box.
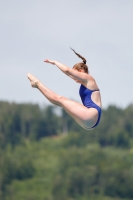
[88,88,99,93]
[92,89,100,92]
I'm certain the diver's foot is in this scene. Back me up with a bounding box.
[27,73,39,88]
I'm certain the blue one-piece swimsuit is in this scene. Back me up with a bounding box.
[79,84,102,128]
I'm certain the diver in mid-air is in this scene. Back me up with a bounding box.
[27,48,102,130]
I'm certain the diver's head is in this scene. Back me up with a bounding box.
[73,62,88,74]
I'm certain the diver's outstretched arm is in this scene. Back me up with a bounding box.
[44,59,68,74]
[44,59,89,82]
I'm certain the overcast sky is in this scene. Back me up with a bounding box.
[0,0,133,109]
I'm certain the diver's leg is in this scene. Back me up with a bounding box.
[59,97,98,129]
[27,73,98,129]
[27,73,62,106]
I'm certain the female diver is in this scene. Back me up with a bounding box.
[27,48,102,130]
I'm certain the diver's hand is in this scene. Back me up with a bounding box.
[44,59,55,65]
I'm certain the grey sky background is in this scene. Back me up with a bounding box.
[0,0,133,109]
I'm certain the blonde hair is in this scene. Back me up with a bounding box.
[70,48,89,74]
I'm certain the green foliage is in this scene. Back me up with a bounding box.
[0,102,61,148]
[0,101,133,199]
[52,145,133,199]
[0,145,35,199]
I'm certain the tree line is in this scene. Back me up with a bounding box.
[0,100,133,200]
[0,101,133,149]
